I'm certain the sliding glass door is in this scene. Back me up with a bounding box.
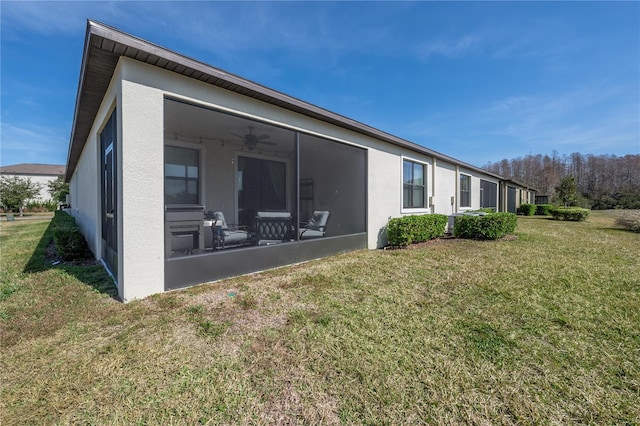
[237,156,287,227]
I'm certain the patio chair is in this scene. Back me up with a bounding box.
[211,211,251,249]
[300,210,330,239]
[254,211,294,245]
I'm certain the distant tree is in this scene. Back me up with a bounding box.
[48,176,69,203]
[0,176,42,216]
[554,175,579,207]
[483,153,640,209]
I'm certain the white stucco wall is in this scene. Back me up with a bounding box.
[433,160,458,215]
[118,66,166,301]
[68,65,122,294]
[367,149,403,247]
[32,175,57,201]
[69,82,121,265]
[69,132,100,256]
[204,141,238,220]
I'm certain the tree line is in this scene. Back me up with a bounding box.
[483,152,640,209]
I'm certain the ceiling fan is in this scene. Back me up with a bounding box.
[231,126,276,150]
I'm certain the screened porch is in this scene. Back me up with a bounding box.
[162,98,367,289]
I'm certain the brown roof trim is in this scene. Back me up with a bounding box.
[503,179,537,192]
[1,163,66,176]
[67,20,505,182]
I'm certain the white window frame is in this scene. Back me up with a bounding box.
[401,156,429,213]
[459,173,471,209]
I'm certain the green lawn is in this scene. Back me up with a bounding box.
[1,213,638,424]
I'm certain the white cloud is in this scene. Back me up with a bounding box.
[401,81,639,166]
[1,1,108,36]
[484,84,637,136]
[416,34,485,60]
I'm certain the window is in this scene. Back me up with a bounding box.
[480,179,497,209]
[165,145,200,204]
[403,160,426,209]
[460,174,471,208]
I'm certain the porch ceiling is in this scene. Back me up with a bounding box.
[164,98,296,153]
[67,20,504,182]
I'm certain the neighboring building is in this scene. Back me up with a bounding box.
[0,163,66,202]
[66,21,534,301]
[535,194,550,205]
[500,179,537,213]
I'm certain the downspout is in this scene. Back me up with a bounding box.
[454,165,459,214]
[294,132,300,240]
[431,156,437,214]
[504,183,508,212]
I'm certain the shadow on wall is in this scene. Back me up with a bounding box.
[23,218,119,300]
[377,224,388,248]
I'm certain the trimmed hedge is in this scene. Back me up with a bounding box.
[454,212,517,240]
[550,207,590,222]
[387,214,448,247]
[535,204,554,216]
[52,211,92,260]
[517,203,536,216]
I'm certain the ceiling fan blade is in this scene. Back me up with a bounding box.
[257,134,270,140]
[258,140,277,146]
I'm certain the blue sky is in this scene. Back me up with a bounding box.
[1,1,638,168]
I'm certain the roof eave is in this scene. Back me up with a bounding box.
[66,20,505,183]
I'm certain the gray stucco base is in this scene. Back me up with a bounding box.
[165,233,367,291]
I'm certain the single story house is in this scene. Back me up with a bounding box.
[501,179,537,213]
[0,163,66,202]
[66,21,534,301]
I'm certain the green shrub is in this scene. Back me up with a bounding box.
[454,212,517,240]
[592,194,640,210]
[53,210,77,227]
[615,212,640,233]
[517,203,536,216]
[52,211,92,260]
[550,207,590,222]
[387,214,448,247]
[535,204,554,216]
[25,200,58,212]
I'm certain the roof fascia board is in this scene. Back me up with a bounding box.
[66,20,505,183]
[504,179,537,191]
[65,20,96,181]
